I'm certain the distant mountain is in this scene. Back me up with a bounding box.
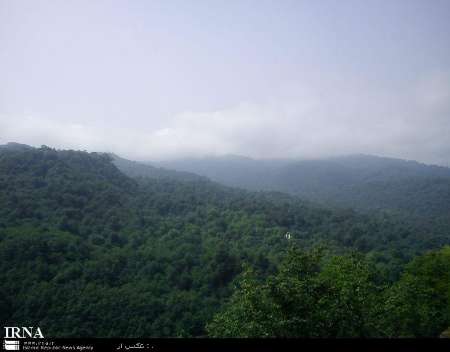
[0,144,206,183]
[154,154,450,228]
[154,155,291,190]
[1,145,449,337]
[272,155,450,212]
[109,153,206,183]
[0,142,34,152]
[3,144,449,230]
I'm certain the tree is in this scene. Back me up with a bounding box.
[383,246,450,337]
[207,246,385,337]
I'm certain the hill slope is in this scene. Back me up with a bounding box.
[110,153,206,183]
[155,154,450,230]
[0,146,449,337]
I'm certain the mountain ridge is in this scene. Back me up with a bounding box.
[1,144,449,337]
[152,153,450,222]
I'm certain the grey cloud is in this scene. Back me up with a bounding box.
[1,71,449,166]
[1,1,450,166]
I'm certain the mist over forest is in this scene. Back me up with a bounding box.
[1,0,450,341]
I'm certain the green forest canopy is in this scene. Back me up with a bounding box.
[0,145,449,337]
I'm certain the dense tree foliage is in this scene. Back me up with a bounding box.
[0,145,449,337]
[207,246,450,337]
[156,154,450,235]
[110,153,205,183]
[382,246,450,337]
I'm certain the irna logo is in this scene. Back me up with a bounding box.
[3,340,20,351]
[3,327,44,339]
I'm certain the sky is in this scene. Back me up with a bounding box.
[1,0,450,165]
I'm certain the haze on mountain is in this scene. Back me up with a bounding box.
[1,143,450,337]
[1,0,450,166]
[2,0,450,340]
[154,153,450,209]
[4,141,450,235]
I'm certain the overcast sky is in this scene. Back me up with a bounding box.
[1,0,449,165]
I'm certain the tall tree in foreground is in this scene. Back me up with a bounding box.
[382,246,450,337]
[207,246,384,337]
[207,246,450,337]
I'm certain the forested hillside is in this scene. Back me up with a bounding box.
[0,145,449,337]
[110,153,206,183]
[155,155,290,190]
[155,154,450,233]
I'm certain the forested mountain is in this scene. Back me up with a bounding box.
[0,145,449,337]
[110,153,206,183]
[155,155,291,190]
[0,142,34,152]
[272,155,450,213]
[155,154,450,230]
